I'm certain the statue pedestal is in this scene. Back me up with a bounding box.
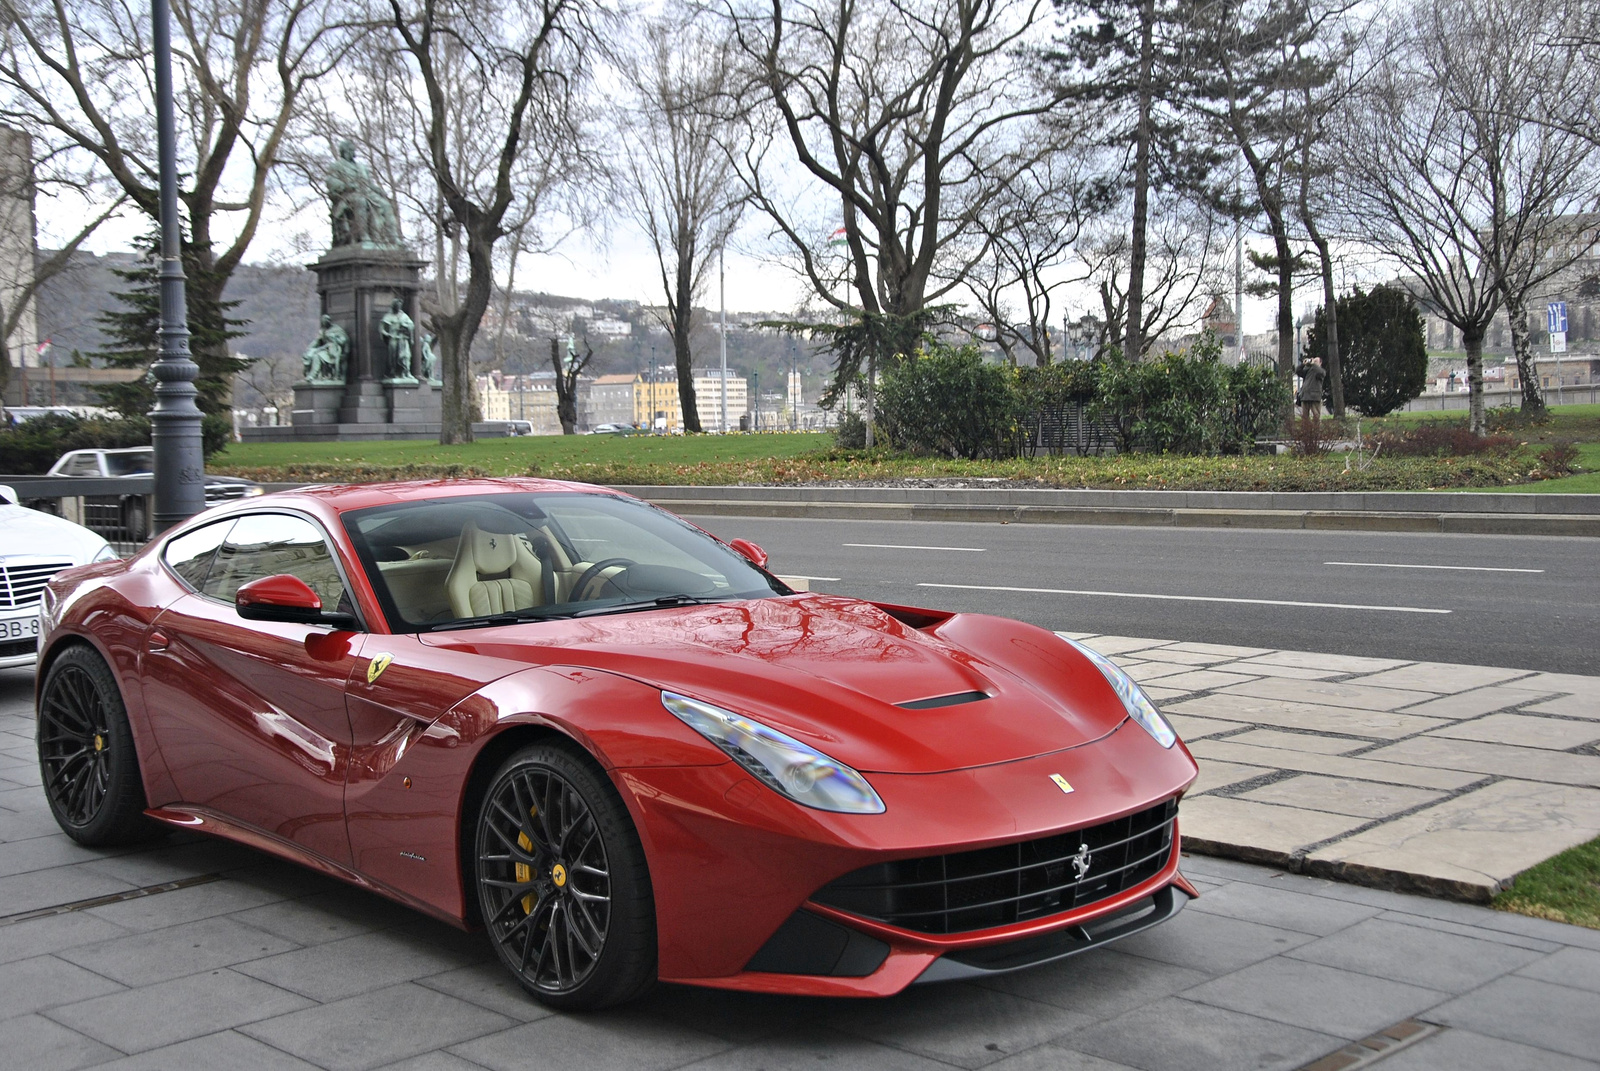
[291,383,344,426]
[385,380,423,423]
[308,245,429,427]
[340,380,389,425]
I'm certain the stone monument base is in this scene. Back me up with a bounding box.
[240,421,512,444]
[291,383,344,426]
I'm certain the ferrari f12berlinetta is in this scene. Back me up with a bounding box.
[36,479,1199,1009]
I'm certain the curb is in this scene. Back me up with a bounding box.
[636,495,1600,538]
[1180,836,1498,904]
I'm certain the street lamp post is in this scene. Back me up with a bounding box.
[149,0,204,533]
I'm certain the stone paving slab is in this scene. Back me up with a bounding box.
[1072,634,1600,904]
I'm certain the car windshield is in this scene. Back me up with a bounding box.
[105,450,154,476]
[341,490,788,632]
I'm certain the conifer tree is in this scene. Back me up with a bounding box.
[93,232,250,420]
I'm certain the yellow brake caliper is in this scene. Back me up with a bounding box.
[514,804,537,914]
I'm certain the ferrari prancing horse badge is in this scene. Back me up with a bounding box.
[367,652,394,684]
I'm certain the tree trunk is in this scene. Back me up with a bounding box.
[437,235,494,444]
[1307,229,1343,416]
[550,338,577,434]
[1462,326,1487,436]
[673,257,701,433]
[1271,227,1295,382]
[1124,0,1155,362]
[864,351,876,448]
[1503,293,1545,416]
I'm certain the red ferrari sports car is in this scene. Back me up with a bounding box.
[35,478,1199,1009]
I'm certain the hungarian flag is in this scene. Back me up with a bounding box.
[828,227,849,247]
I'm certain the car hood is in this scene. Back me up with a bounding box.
[0,504,110,563]
[421,594,1133,774]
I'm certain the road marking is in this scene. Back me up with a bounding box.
[918,583,1451,615]
[843,543,986,552]
[1323,561,1544,574]
[782,575,841,582]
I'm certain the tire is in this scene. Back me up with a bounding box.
[474,742,656,1011]
[37,644,155,846]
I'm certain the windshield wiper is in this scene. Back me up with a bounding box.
[424,607,572,632]
[570,594,727,618]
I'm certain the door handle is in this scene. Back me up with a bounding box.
[148,630,169,651]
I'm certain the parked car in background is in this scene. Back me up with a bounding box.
[42,448,263,541]
[506,420,534,436]
[0,483,117,670]
[588,422,637,435]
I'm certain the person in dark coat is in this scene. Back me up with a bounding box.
[1295,356,1325,435]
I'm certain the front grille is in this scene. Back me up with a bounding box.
[204,485,253,502]
[813,797,1177,935]
[0,638,34,659]
[0,561,72,609]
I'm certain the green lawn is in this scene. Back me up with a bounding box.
[1495,835,1600,930]
[214,430,834,473]
[205,404,1600,493]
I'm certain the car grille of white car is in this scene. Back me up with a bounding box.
[0,560,73,609]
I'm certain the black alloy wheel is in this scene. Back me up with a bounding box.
[37,644,153,846]
[475,743,655,1010]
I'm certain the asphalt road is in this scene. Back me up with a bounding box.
[685,514,1600,676]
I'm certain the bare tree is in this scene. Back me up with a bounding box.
[1181,0,1352,383]
[1081,192,1229,356]
[1341,0,1600,433]
[725,0,1057,441]
[619,9,744,434]
[373,0,602,443]
[966,153,1104,365]
[0,0,359,374]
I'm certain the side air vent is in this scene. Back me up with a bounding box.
[896,691,990,710]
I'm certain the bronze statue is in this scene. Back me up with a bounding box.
[302,315,349,383]
[380,298,416,380]
[327,141,401,248]
[420,332,440,383]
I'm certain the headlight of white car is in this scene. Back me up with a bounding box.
[661,691,886,814]
[1062,638,1177,748]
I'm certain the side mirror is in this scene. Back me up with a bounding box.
[237,574,355,628]
[727,538,769,570]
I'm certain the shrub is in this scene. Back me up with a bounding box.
[1305,286,1427,416]
[876,344,1018,459]
[1089,336,1284,455]
[834,408,868,449]
[1369,423,1519,457]
[1533,442,1579,477]
[0,411,233,474]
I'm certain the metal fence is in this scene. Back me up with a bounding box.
[1402,384,1600,411]
[1015,403,1120,457]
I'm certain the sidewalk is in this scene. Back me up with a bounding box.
[1066,633,1600,903]
[3,663,1600,1068]
[631,484,1600,537]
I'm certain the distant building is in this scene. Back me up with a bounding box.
[588,373,636,427]
[692,371,749,431]
[588,318,632,339]
[476,370,589,434]
[634,371,681,432]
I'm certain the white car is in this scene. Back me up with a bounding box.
[0,484,118,670]
[44,447,263,540]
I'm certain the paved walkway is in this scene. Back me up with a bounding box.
[3,661,1600,1070]
[1065,634,1600,903]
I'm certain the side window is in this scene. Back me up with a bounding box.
[162,520,235,591]
[202,513,350,612]
[64,453,101,476]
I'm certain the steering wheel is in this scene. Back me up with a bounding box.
[571,558,635,601]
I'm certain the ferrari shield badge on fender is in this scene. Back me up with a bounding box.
[367,652,394,684]
[1050,773,1075,795]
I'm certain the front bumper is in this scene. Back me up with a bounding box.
[617,718,1199,996]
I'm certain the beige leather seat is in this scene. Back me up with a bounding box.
[445,522,545,618]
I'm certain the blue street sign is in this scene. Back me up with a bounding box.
[1547,301,1568,334]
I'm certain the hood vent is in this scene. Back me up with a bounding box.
[896,690,990,710]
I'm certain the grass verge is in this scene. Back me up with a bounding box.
[1494,835,1600,930]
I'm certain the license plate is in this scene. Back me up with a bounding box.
[3,618,39,640]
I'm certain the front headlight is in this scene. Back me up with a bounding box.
[661,692,886,814]
[1063,639,1177,748]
